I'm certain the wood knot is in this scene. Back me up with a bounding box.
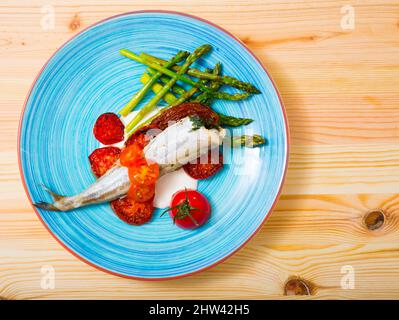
[364,209,385,231]
[69,14,81,32]
[284,277,313,296]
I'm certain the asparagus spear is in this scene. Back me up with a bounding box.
[193,63,222,105]
[218,113,253,127]
[147,69,186,96]
[125,45,212,133]
[140,73,177,105]
[153,64,215,109]
[169,70,212,107]
[204,64,222,104]
[141,73,204,107]
[232,135,266,148]
[150,65,214,107]
[118,51,189,116]
[120,49,250,101]
[140,52,261,94]
[170,87,199,107]
[195,64,254,127]
[147,63,252,127]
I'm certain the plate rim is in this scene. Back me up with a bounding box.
[18,10,290,281]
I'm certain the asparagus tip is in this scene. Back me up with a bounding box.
[252,87,262,94]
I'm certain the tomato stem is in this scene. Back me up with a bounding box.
[160,189,201,226]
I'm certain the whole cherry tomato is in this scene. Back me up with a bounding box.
[162,189,211,229]
[127,182,155,203]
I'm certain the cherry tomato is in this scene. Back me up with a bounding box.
[127,182,155,203]
[183,150,223,180]
[93,113,124,145]
[164,189,211,229]
[120,143,145,167]
[128,163,159,185]
[110,197,153,225]
[89,147,121,177]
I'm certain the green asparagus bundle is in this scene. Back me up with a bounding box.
[120,49,250,101]
[119,45,265,147]
[141,65,254,129]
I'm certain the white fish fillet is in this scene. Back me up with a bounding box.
[144,117,225,174]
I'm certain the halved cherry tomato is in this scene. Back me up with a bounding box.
[162,189,211,229]
[120,143,145,167]
[93,112,124,145]
[89,147,121,177]
[183,150,223,180]
[127,182,155,203]
[110,197,153,225]
[128,163,159,185]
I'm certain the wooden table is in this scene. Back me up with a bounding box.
[1,0,398,300]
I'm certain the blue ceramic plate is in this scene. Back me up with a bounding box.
[19,11,288,279]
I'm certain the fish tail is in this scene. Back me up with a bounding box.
[40,184,65,202]
[34,201,60,211]
[33,184,65,211]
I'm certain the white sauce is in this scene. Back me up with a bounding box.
[154,168,197,208]
[100,109,198,209]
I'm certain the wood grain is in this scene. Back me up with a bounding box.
[1,0,399,299]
